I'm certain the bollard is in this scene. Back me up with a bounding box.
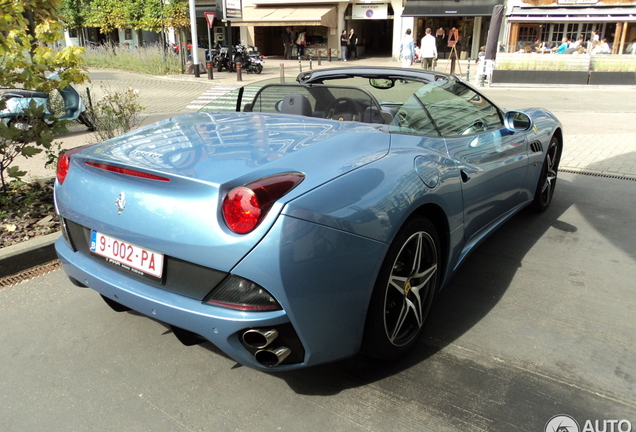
[309,55,312,71]
[298,55,302,73]
[466,58,470,81]
[327,48,332,62]
[236,62,242,81]
[318,51,322,66]
[280,63,285,83]
[207,62,213,80]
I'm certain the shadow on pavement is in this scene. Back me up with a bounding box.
[271,176,577,396]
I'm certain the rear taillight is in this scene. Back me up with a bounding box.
[57,145,94,184]
[56,152,70,184]
[222,172,305,234]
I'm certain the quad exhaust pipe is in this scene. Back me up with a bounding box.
[254,346,291,367]
[242,328,291,367]
[242,328,279,349]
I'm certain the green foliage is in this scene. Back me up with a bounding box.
[0,0,88,92]
[82,43,182,75]
[88,86,146,142]
[0,0,88,195]
[0,104,69,193]
[81,0,189,34]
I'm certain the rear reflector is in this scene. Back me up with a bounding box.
[205,276,282,311]
[85,161,170,182]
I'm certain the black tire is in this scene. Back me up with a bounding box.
[217,62,223,72]
[533,135,561,212]
[363,217,440,360]
[78,111,96,131]
[255,64,263,74]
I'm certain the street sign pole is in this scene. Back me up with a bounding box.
[204,12,216,69]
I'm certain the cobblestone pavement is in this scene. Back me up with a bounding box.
[12,59,636,180]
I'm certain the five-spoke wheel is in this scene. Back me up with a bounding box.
[533,135,561,211]
[363,217,439,360]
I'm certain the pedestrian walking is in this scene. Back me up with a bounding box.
[296,29,306,58]
[282,27,293,60]
[420,28,437,70]
[400,29,415,68]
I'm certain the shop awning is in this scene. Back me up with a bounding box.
[508,6,636,22]
[227,5,338,27]
[402,0,503,17]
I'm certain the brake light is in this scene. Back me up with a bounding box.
[222,172,305,234]
[85,161,170,182]
[56,145,94,184]
[56,153,70,184]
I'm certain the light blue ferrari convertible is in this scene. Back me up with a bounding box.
[54,67,562,370]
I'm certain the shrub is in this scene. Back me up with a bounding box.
[87,86,146,142]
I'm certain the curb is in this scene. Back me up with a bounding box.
[0,232,60,279]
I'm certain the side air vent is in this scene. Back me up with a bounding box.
[530,141,543,153]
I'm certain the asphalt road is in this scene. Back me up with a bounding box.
[1,172,635,432]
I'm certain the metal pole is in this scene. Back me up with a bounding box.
[309,55,312,70]
[237,62,242,81]
[280,63,285,83]
[160,0,166,73]
[318,51,321,66]
[298,55,302,73]
[188,0,200,77]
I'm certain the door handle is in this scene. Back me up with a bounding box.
[461,170,471,182]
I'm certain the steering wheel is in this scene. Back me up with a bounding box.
[324,97,363,122]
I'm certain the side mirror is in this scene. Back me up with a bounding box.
[504,111,532,131]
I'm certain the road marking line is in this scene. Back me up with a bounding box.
[186,86,239,110]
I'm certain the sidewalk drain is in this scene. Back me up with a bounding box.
[0,260,61,290]
[561,169,636,181]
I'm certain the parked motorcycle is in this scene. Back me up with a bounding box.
[233,43,264,74]
[214,46,234,72]
[246,45,264,74]
[1,71,95,131]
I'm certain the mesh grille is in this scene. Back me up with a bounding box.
[560,169,636,181]
[0,260,61,290]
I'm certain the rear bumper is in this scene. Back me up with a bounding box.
[55,237,304,371]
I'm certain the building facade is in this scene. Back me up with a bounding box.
[504,0,636,54]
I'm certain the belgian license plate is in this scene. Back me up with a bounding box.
[90,230,164,279]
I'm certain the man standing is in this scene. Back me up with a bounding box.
[348,29,358,60]
[420,28,437,70]
[400,29,415,68]
[340,30,348,61]
[282,27,293,59]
